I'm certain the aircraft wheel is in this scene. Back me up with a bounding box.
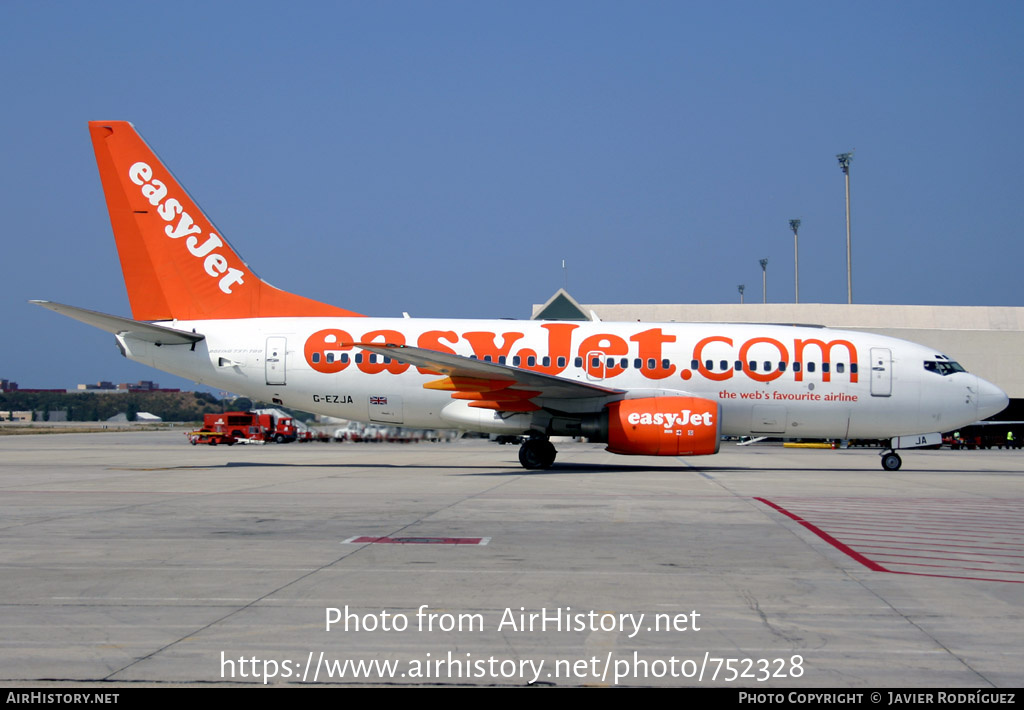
[881,452,902,471]
[519,439,557,470]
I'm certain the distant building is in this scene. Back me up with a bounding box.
[531,294,1024,402]
[78,381,117,391]
[73,380,177,393]
[118,380,159,391]
[36,410,67,422]
[531,289,593,321]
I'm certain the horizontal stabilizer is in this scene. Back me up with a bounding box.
[30,300,205,345]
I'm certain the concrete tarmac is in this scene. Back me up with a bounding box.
[1,431,1021,687]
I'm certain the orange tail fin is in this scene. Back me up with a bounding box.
[89,121,362,321]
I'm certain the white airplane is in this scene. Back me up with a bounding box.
[33,121,1009,471]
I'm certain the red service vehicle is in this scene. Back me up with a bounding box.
[257,413,297,443]
[186,429,237,446]
[188,411,297,444]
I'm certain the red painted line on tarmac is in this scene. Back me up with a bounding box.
[795,521,1024,539]
[855,544,1024,559]
[886,570,1024,584]
[791,518,1023,536]
[755,497,888,572]
[835,531,1024,548]
[867,551,1002,565]
[882,561,1024,576]
[757,497,1024,583]
[806,528,1024,545]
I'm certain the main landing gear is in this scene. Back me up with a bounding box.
[519,437,557,470]
[880,450,902,471]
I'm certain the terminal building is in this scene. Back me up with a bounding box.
[532,290,1024,416]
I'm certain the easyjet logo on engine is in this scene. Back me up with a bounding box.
[128,162,245,294]
[627,409,714,430]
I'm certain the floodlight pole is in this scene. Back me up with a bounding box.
[738,284,745,304]
[759,258,768,304]
[837,152,853,304]
[789,219,801,303]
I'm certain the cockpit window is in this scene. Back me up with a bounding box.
[924,360,966,376]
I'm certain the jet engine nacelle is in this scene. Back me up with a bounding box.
[605,396,721,456]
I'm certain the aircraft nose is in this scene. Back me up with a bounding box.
[975,375,1009,420]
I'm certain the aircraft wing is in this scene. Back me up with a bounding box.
[30,301,205,346]
[353,343,624,401]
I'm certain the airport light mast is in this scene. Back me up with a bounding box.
[837,151,854,303]
[759,258,768,303]
[789,219,801,303]
[738,284,745,304]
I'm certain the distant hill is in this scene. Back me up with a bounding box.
[0,390,235,422]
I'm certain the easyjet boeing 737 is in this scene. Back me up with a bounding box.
[33,122,1009,470]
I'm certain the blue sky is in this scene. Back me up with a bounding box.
[3,1,1022,389]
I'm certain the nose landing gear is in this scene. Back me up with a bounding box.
[880,450,902,471]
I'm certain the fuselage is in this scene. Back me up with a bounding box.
[36,121,1014,471]
[118,316,1007,440]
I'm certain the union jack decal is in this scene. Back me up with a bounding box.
[369,396,388,405]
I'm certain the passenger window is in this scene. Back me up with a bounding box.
[591,357,600,368]
[620,358,628,368]
[793,362,801,372]
[635,358,643,369]
[748,361,757,371]
[822,362,830,373]
[527,356,536,367]
[705,359,714,370]
[558,357,566,368]
[850,363,858,374]
[720,360,728,371]
[341,354,349,364]
[648,358,656,369]
[368,354,377,364]
[574,357,583,367]
[807,362,816,373]
[691,359,699,369]
[512,356,521,366]
[498,356,506,365]
[484,355,492,362]
[313,353,322,363]
[779,362,787,372]
[355,353,363,364]
[662,359,670,369]
[735,361,742,371]
[542,357,551,367]
[763,361,771,371]
[836,363,845,373]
